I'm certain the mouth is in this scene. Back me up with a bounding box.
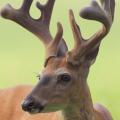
[27,106,57,114]
[28,108,40,114]
[27,104,64,114]
[22,99,66,114]
[27,105,45,114]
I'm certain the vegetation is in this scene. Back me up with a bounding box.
[0,0,120,119]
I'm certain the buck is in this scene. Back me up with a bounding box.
[0,0,115,120]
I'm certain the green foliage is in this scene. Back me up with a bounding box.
[0,0,120,119]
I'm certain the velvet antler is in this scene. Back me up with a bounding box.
[67,0,115,66]
[0,0,68,66]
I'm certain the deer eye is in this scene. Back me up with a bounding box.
[57,74,71,83]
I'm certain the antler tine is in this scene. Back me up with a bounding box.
[45,22,63,66]
[0,0,33,19]
[36,0,55,26]
[67,0,115,66]
[100,0,115,21]
[69,10,83,48]
[66,9,86,65]
[21,0,33,12]
[46,23,63,56]
[0,0,53,44]
[80,0,115,52]
[36,0,68,59]
[1,0,68,66]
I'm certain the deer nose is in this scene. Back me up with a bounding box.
[21,99,45,113]
[22,99,35,112]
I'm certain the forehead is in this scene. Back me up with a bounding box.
[42,57,79,75]
[42,57,67,73]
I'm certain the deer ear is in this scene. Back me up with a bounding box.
[57,39,68,57]
[85,44,100,65]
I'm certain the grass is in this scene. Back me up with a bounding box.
[0,0,120,119]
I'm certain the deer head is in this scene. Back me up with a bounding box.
[1,0,115,115]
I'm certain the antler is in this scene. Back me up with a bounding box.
[0,0,68,66]
[67,0,115,66]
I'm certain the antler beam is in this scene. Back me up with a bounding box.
[0,0,55,44]
[67,0,115,65]
[1,0,68,65]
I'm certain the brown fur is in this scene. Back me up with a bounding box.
[0,0,115,120]
[0,85,112,120]
[0,86,59,120]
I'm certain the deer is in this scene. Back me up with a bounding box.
[0,0,115,120]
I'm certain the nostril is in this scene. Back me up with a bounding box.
[21,100,34,111]
[21,99,45,113]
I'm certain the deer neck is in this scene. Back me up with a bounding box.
[61,84,94,120]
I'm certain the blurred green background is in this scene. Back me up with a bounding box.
[0,0,120,119]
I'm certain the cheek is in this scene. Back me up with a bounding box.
[49,87,70,104]
[50,95,69,104]
[67,82,79,96]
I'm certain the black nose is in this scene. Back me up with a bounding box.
[22,99,35,112]
[21,99,45,113]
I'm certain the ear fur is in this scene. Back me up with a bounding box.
[57,39,68,57]
[85,43,100,65]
